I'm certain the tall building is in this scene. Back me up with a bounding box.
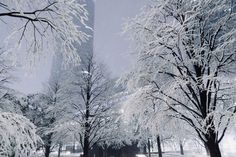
[50,0,95,79]
[76,0,94,65]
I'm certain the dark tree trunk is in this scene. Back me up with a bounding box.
[72,141,75,153]
[201,115,222,157]
[103,149,108,157]
[205,139,221,157]
[83,87,91,157]
[44,145,51,157]
[156,135,162,157]
[143,144,147,154]
[83,135,90,157]
[147,139,151,157]
[57,143,62,157]
[103,144,108,157]
[198,87,222,157]
[83,66,91,157]
[179,141,184,155]
[44,133,53,157]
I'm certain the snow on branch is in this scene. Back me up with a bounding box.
[124,0,236,149]
[0,0,90,65]
[0,112,40,157]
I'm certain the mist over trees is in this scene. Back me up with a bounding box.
[0,0,235,157]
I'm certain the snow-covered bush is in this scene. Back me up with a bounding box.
[0,112,40,157]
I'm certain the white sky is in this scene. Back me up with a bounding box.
[10,0,147,94]
[94,0,147,77]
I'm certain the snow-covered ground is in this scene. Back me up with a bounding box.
[37,152,236,157]
[36,152,82,157]
[38,134,236,157]
[138,153,235,157]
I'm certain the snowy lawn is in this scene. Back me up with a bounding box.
[37,153,236,157]
[36,152,82,157]
[146,153,235,157]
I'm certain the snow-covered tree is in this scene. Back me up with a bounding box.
[0,0,89,64]
[0,112,40,157]
[67,55,113,157]
[124,1,236,157]
[0,51,41,157]
[0,1,90,156]
[120,85,195,157]
[23,94,55,157]
[99,90,137,148]
[23,75,70,157]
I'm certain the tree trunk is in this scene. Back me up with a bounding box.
[83,75,91,157]
[205,139,221,157]
[72,140,76,153]
[156,135,162,157]
[103,144,108,157]
[201,118,222,157]
[147,139,151,157]
[103,149,107,157]
[179,141,184,155]
[44,145,51,157]
[83,133,90,157]
[44,133,52,157]
[198,90,222,157]
[57,143,62,157]
[143,144,147,154]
